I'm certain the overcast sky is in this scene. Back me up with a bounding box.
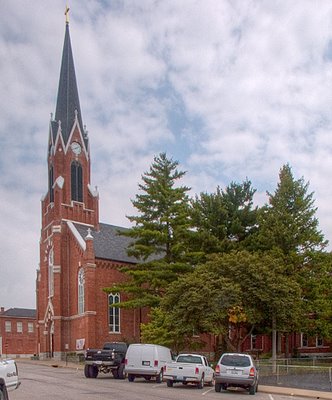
[1,0,332,310]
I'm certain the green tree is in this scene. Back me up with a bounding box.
[191,179,258,255]
[253,164,328,362]
[254,164,327,258]
[142,250,302,353]
[104,153,194,309]
[298,252,332,339]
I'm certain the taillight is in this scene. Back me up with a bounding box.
[215,365,220,373]
[249,367,255,377]
[125,358,128,365]
[195,367,199,374]
[154,360,158,367]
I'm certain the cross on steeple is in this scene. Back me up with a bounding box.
[65,5,70,24]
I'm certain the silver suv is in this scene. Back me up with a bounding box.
[214,353,258,395]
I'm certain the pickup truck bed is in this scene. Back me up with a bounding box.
[164,354,214,389]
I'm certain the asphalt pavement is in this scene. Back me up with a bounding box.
[15,358,332,400]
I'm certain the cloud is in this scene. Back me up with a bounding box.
[1,0,332,309]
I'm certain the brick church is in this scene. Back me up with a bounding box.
[36,18,143,360]
[32,15,332,362]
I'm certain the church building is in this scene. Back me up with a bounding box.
[35,16,332,362]
[36,18,142,360]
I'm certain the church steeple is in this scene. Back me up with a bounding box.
[52,20,86,150]
[43,13,99,230]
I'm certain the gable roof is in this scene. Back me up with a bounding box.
[74,222,138,264]
[0,308,36,318]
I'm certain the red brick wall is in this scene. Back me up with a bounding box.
[0,314,37,357]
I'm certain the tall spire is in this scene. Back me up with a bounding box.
[54,18,85,147]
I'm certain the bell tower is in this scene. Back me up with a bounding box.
[44,17,99,229]
[37,14,99,359]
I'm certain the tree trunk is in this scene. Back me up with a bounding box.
[271,314,277,373]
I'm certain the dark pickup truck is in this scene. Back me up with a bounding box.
[84,342,127,379]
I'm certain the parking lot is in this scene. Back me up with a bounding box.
[9,361,332,400]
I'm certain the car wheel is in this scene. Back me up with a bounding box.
[222,384,228,391]
[197,375,204,389]
[117,364,126,380]
[156,369,163,383]
[84,364,90,378]
[215,382,222,392]
[128,374,135,382]
[167,380,173,387]
[144,376,152,381]
[249,385,256,395]
[90,365,98,379]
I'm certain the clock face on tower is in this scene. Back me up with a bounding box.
[71,141,82,155]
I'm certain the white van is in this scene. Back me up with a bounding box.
[125,343,172,383]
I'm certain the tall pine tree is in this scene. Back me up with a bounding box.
[254,164,328,363]
[191,179,258,254]
[105,153,194,309]
[255,164,327,258]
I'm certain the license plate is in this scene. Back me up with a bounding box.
[227,369,239,375]
[95,361,102,365]
[142,361,150,366]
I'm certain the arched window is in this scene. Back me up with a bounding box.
[78,268,85,314]
[48,249,54,297]
[108,293,120,333]
[49,165,54,203]
[71,161,83,202]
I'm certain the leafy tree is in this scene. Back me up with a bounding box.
[191,179,258,255]
[142,250,303,353]
[104,153,194,309]
[298,252,332,339]
[252,164,328,361]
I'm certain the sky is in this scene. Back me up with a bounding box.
[1,0,332,310]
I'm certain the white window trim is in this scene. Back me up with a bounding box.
[109,293,120,333]
[78,268,85,314]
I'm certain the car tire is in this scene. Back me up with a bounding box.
[84,364,91,378]
[197,375,204,389]
[215,382,222,392]
[128,374,135,382]
[167,380,173,387]
[90,365,98,379]
[222,384,228,391]
[117,364,126,380]
[249,385,256,395]
[156,369,163,383]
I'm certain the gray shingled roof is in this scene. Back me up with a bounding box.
[1,308,36,318]
[74,222,138,264]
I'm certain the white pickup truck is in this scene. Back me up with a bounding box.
[0,359,20,399]
[163,353,214,389]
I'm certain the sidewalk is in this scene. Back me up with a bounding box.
[16,358,332,400]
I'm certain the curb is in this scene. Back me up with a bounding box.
[258,385,332,400]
